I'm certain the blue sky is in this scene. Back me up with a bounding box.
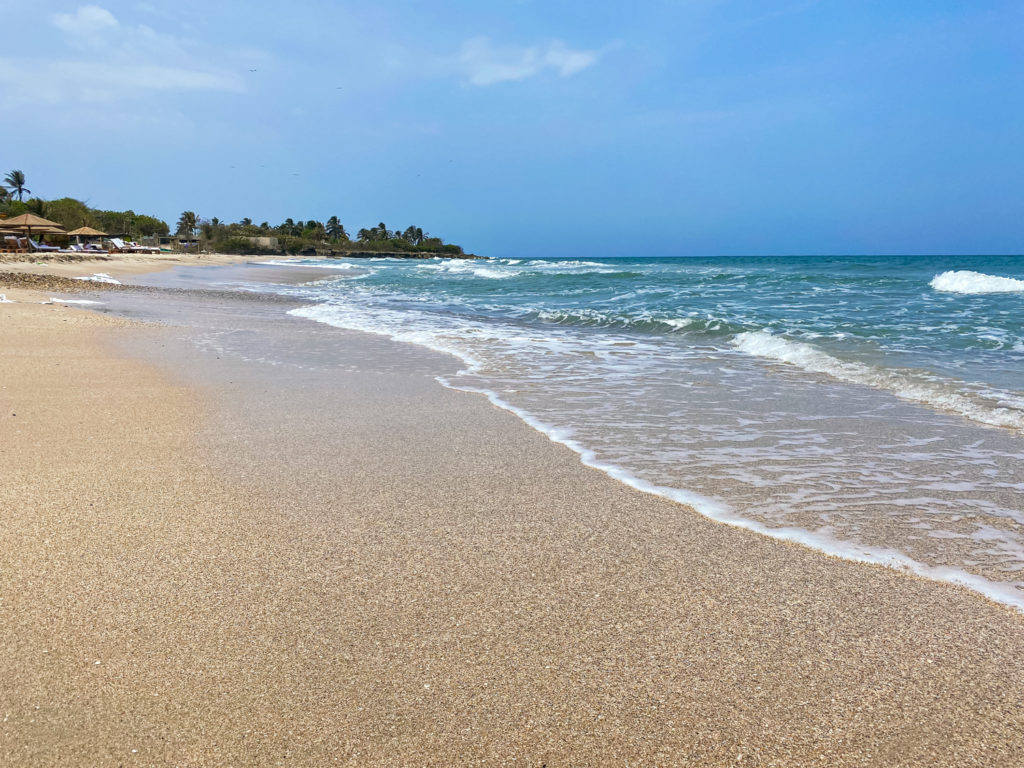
[1,1,1021,257]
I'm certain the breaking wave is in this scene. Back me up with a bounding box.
[931,270,1024,294]
[731,330,1024,432]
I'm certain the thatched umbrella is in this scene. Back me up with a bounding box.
[66,225,107,249]
[67,226,107,237]
[0,213,66,245]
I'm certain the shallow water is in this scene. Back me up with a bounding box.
[151,254,1024,608]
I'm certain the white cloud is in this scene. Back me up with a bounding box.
[460,37,600,86]
[52,4,119,36]
[0,4,247,105]
[0,58,242,104]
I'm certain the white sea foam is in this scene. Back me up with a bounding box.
[535,308,700,333]
[73,273,121,284]
[290,300,1024,613]
[419,260,514,279]
[418,258,633,280]
[931,270,1024,294]
[0,294,13,303]
[731,330,1024,432]
[525,259,605,268]
[441,381,1024,613]
[259,259,359,270]
[662,317,696,330]
[48,298,104,305]
[481,395,1024,610]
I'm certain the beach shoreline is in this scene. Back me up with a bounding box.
[2,260,1023,766]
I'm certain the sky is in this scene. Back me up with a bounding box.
[1,0,1021,257]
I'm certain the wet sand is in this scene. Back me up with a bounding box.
[1,272,1023,766]
[0,251,267,282]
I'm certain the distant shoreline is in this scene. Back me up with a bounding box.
[285,248,484,260]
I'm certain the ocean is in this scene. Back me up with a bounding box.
[250,254,1024,609]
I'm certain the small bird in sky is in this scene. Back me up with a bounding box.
[248,68,258,72]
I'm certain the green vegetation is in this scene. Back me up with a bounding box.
[207,217,469,257]
[1,171,170,239]
[1,170,473,257]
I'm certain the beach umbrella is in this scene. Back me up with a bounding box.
[0,213,65,244]
[67,225,107,245]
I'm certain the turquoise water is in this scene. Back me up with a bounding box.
[269,254,1024,608]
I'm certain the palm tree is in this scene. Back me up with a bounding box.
[326,216,346,241]
[402,225,424,245]
[176,211,198,237]
[305,220,326,240]
[4,170,30,201]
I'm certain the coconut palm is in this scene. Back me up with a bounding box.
[326,216,346,241]
[176,211,198,236]
[4,170,30,201]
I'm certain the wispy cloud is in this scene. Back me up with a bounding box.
[52,4,118,40]
[0,4,245,105]
[459,37,601,86]
[0,59,242,105]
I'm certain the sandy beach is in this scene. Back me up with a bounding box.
[2,257,1023,767]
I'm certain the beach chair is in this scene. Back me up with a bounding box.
[107,237,131,254]
[77,242,106,253]
[124,239,160,254]
[28,238,61,252]
[2,235,28,253]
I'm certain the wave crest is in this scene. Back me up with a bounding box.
[931,270,1024,294]
[731,331,1024,432]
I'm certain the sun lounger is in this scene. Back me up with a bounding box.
[106,237,131,254]
[28,238,61,252]
[2,235,28,254]
[109,237,160,254]
[68,243,106,253]
[127,241,161,254]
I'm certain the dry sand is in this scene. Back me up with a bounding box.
[1,270,1023,767]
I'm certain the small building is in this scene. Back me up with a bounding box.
[245,236,279,250]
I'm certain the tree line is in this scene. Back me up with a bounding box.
[1,170,169,238]
[1,170,468,256]
[176,211,465,256]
